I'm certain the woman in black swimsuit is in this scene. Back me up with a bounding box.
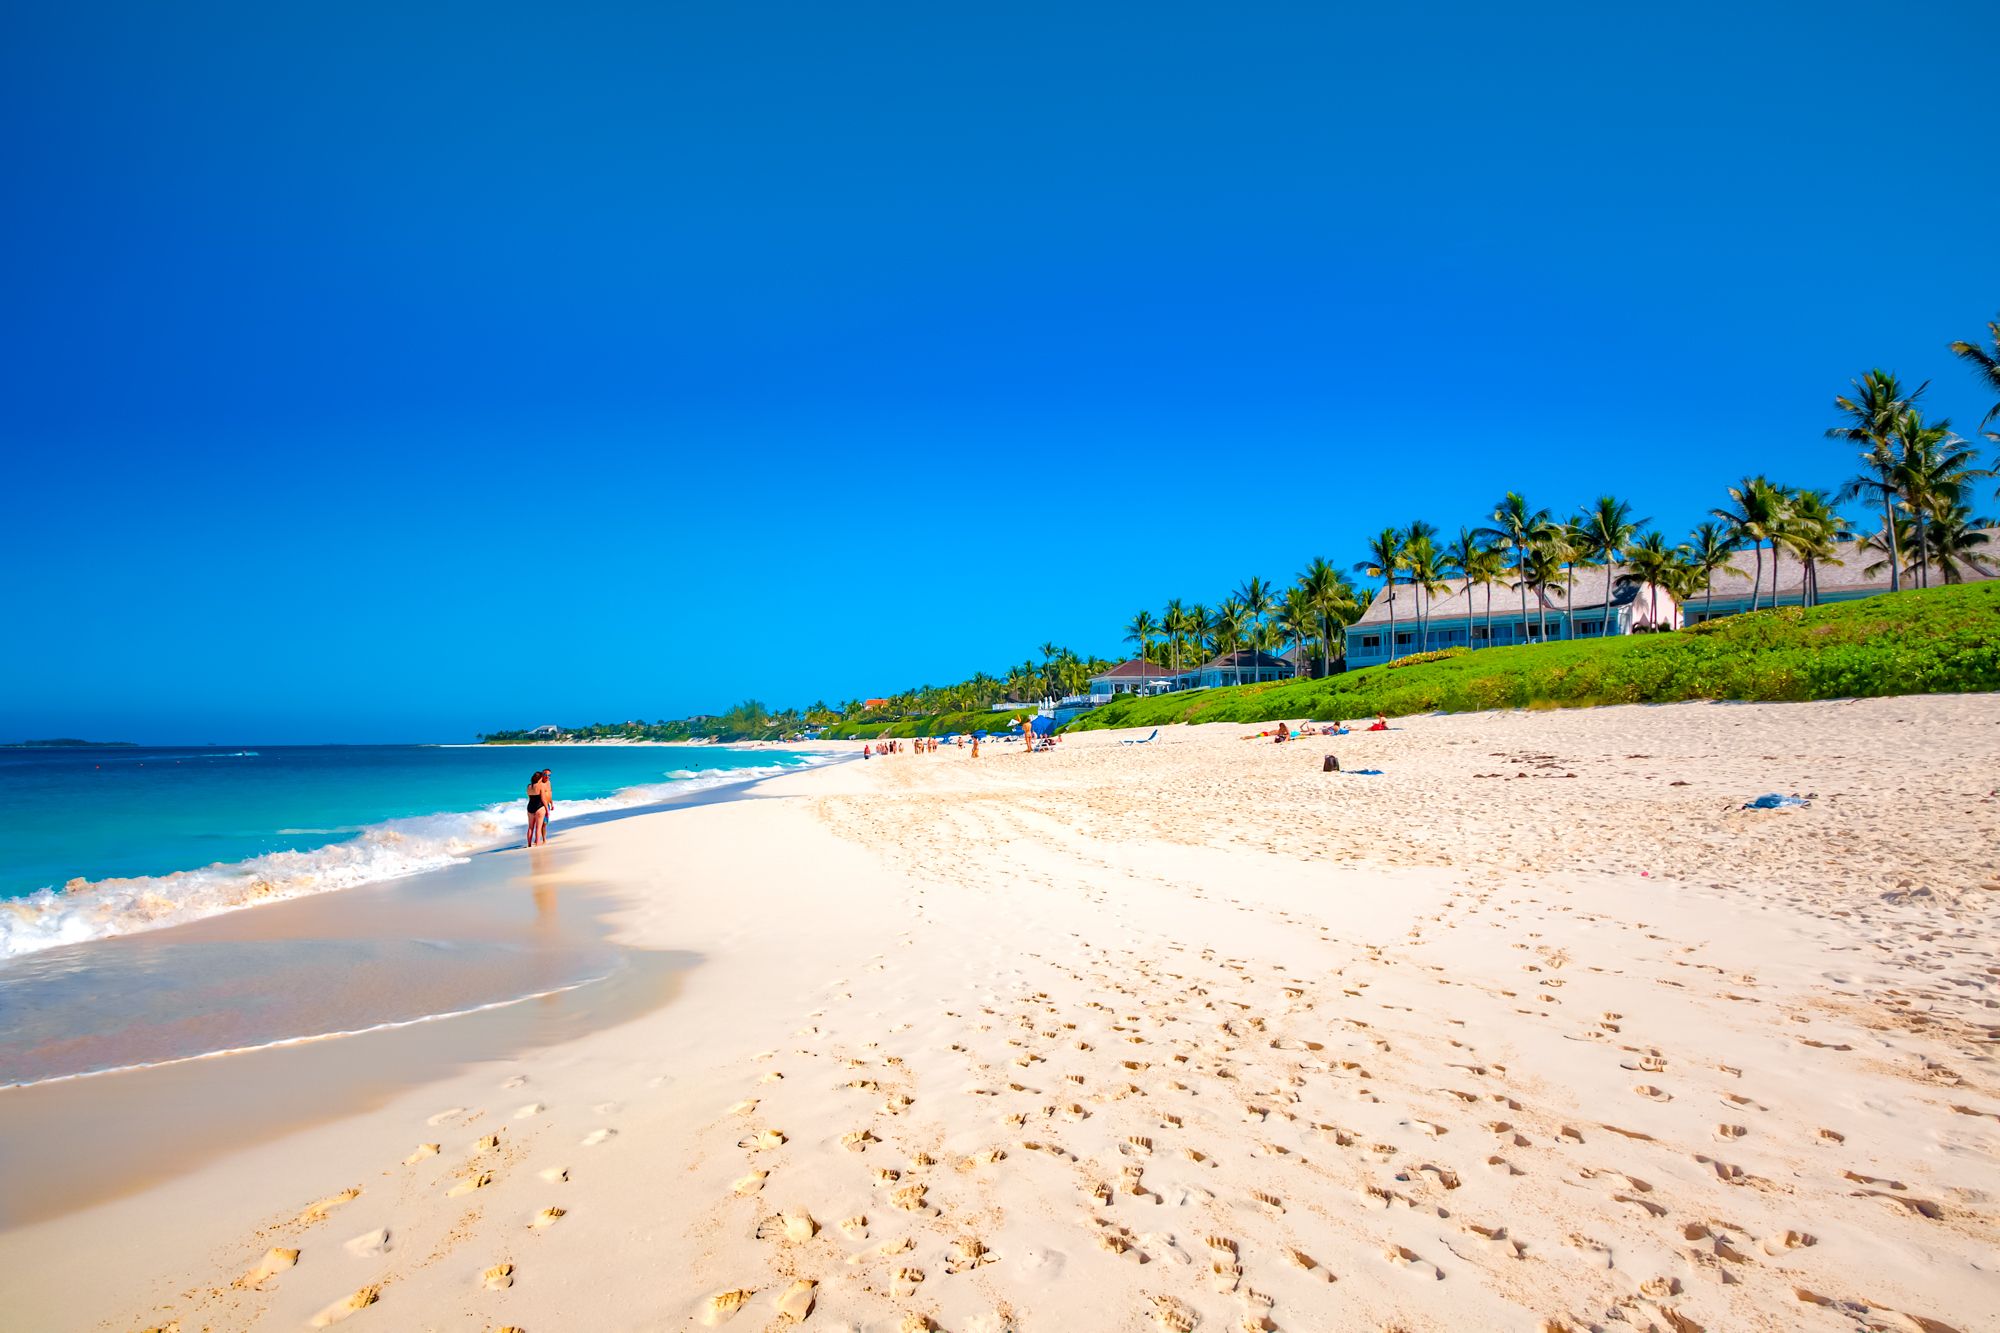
[526,769,548,847]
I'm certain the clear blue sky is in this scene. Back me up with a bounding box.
[6,2,1997,743]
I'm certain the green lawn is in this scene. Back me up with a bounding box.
[1067,583,2000,731]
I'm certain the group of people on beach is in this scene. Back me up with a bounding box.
[864,737,945,758]
[524,768,555,846]
[1251,715,1389,744]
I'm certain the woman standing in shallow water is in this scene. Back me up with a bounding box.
[525,769,553,846]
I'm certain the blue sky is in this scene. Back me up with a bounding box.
[6,2,1997,743]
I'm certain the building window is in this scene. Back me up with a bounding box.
[1395,633,1412,646]
[1360,635,1380,650]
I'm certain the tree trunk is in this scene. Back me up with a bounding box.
[1604,562,1614,636]
[1750,544,1763,612]
[1517,545,1529,646]
[1882,491,1901,593]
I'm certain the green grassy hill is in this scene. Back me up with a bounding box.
[1068,583,2000,731]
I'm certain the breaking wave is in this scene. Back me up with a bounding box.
[0,760,818,961]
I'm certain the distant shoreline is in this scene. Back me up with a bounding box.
[3,739,137,749]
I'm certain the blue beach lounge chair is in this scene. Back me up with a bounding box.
[1121,729,1159,746]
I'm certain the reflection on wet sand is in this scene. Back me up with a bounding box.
[0,839,695,1229]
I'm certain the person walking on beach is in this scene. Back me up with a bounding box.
[525,769,554,846]
[526,770,546,846]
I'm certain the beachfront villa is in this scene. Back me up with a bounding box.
[1343,532,1998,670]
[1079,650,1298,706]
[1190,649,1297,689]
[1085,658,1185,700]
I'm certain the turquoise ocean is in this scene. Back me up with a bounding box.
[0,743,823,960]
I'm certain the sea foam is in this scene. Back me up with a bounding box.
[0,760,815,961]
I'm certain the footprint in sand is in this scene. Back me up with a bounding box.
[891,1266,925,1297]
[307,1286,381,1327]
[513,1102,545,1119]
[775,1278,816,1323]
[482,1263,515,1290]
[1384,1244,1443,1280]
[530,1206,566,1229]
[756,1211,818,1242]
[699,1287,756,1325]
[539,1166,569,1183]
[738,1129,786,1151]
[733,1170,768,1194]
[448,1172,493,1197]
[403,1143,440,1165]
[946,1237,992,1271]
[297,1188,362,1224]
[342,1228,391,1258]
[425,1107,465,1126]
[236,1247,299,1289]
[502,1074,527,1089]
[580,1128,616,1147]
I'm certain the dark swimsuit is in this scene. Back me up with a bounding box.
[528,793,545,814]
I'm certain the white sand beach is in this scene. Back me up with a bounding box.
[3,697,1997,1332]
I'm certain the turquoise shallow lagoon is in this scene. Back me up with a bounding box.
[0,743,821,958]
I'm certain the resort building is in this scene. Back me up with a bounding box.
[1343,532,1997,670]
[1085,658,1185,702]
[1190,649,1297,689]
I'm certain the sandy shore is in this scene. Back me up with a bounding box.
[3,697,1997,1332]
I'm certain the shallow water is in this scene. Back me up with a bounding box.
[0,742,819,957]
[0,818,697,1228]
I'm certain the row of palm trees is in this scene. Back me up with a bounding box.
[812,317,2000,724]
[1116,318,2000,671]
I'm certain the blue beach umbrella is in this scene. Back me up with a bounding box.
[1030,714,1056,736]
[973,729,989,739]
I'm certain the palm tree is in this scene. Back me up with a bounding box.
[1400,534,1450,652]
[1123,610,1159,674]
[1617,532,1685,631]
[1441,527,1491,649]
[1683,520,1745,623]
[1774,489,1849,607]
[1161,598,1189,679]
[1891,413,1989,587]
[1948,314,2000,440]
[1863,504,1998,586]
[1514,539,1567,642]
[1185,604,1214,671]
[1712,476,1786,611]
[1295,557,1354,678]
[1476,493,1554,648]
[1354,527,1406,657]
[1277,587,1318,674]
[1234,576,1277,685]
[1830,370,1926,591]
[1211,600,1246,680]
[1923,503,1998,582]
[1577,496,1646,636]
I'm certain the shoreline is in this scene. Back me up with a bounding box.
[2,699,1995,1331]
[0,746,847,962]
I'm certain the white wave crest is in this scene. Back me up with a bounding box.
[0,760,818,961]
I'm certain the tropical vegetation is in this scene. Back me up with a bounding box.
[488,316,2000,743]
[1069,582,2000,730]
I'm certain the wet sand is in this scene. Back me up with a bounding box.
[0,828,690,1228]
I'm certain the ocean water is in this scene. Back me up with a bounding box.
[0,743,822,959]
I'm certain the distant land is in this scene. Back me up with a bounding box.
[3,738,138,748]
